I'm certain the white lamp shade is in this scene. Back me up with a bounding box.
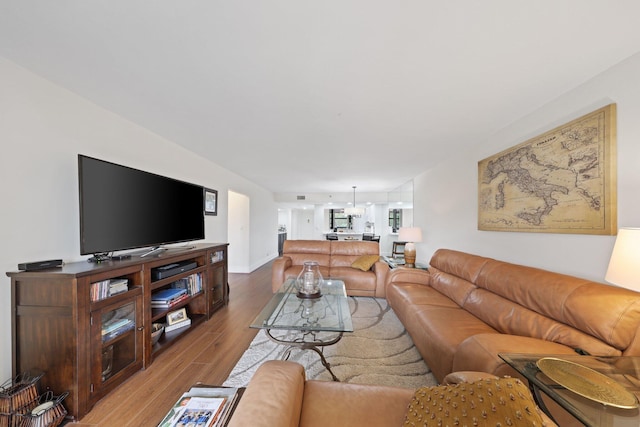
[605,228,640,292]
[398,227,422,243]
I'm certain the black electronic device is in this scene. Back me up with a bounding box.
[78,155,205,259]
[18,259,64,271]
[151,261,198,281]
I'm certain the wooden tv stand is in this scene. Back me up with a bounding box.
[7,243,228,420]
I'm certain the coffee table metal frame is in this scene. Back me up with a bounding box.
[250,278,353,381]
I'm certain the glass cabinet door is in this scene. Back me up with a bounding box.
[209,264,227,312]
[90,295,143,398]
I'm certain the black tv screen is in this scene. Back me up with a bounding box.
[78,155,205,256]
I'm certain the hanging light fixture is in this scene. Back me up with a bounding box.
[344,186,365,217]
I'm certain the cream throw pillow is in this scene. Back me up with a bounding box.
[403,377,550,426]
[351,255,380,271]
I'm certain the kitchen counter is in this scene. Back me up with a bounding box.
[323,231,362,240]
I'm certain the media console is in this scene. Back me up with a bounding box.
[7,243,229,421]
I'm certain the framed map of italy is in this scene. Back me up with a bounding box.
[478,104,617,235]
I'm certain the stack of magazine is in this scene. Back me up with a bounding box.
[151,288,188,309]
[158,385,241,427]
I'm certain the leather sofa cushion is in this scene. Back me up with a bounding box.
[299,380,413,427]
[387,282,459,311]
[282,240,332,270]
[281,265,331,284]
[329,241,380,268]
[453,334,577,378]
[283,240,331,254]
[428,266,477,306]
[329,267,376,292]
[405,306,498,382]
[463,288,621,356]
[564,282,640,351]
[429,248,491,283]
[476,258,640,351]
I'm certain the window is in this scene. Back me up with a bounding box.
[330,209,352,230]
[389,209,402,231]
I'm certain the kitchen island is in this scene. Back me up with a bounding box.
[323,231,363,240]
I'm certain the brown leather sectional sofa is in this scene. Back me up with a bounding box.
[227,360,557,427]
[386,248,640,383]
[271,240,389,297]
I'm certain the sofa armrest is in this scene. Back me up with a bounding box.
[228,361,305,427]
[271,256,292,292]
[372,261,390,298]
[385,267,431,289]
[299,380,414,427]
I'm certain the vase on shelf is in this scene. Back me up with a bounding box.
[296,261,323,299]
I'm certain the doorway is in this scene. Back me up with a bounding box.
[227,190,250,273]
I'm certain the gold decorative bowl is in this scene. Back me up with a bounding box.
[537,357,638,409]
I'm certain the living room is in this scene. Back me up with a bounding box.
[2,3,640,423]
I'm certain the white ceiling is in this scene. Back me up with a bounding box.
[2,1,640,194]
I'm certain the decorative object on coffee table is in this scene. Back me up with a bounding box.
[296,261,323,299]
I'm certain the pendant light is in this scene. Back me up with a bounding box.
[344,186,365,217]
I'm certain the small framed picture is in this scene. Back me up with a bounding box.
[204,188,218,216]
[167,308,187,325]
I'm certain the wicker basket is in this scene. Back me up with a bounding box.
[0,372,43,427]
[13,392,68,427]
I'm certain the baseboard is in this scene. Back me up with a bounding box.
[229,253,278,274]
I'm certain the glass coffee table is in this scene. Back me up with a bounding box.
[250,278,353,381]
[500,353,640,426]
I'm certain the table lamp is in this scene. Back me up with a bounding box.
[605,227,640,292]
[398,227,422,268]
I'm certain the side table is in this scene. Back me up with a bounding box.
[500,353,640,427]
[381,256,428,270]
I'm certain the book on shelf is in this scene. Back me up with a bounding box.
[109,281,129,296]
[171,273,203,296]
[151,293,189,309]
[151,288,188,303]
[91,278,129,301]
[158,385,241,427]
[101,318,134,341]
[165,317,191,333]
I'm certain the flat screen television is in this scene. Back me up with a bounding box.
[78,155,205,260]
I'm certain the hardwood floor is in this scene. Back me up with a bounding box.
[71,261,275,426]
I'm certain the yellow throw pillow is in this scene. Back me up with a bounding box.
[403,377,549,426]
[351,255,380,271]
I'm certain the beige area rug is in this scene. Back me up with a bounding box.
[223,297,437,389]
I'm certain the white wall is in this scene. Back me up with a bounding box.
[413,52,640,282]
[0,58,278,381]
